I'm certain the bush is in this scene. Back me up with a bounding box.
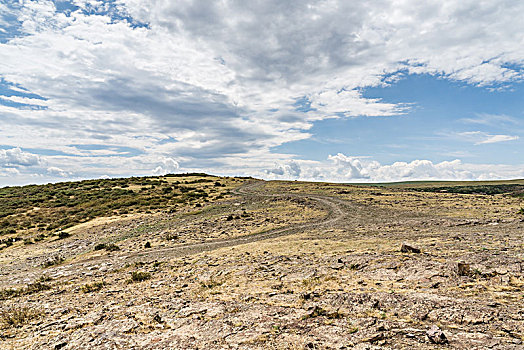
[0,280,51,300]
[57,231,70,239]
[81,281,104,293]
[94,243,120,251]
[129,271,151,282]
[0,288,21,300]
[24,282,51,294]
[0,307,41,327]
[144,241,151,248]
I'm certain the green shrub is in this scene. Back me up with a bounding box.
[24,282,51,294]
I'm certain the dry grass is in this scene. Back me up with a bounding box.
[0,307,42,328]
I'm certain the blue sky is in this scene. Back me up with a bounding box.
[0,1,523,185]
[276,75,524,164]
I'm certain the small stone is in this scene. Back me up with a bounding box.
[426,325,448,344]
[362,333,385,343]
[401,243,421,253]
[153,314,163,324]
[54,342,67,350]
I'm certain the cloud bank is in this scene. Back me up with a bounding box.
[263,154,524,183]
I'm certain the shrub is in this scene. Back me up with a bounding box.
[94,243,120,251]
[57,231,70,239]
[0,288,21,300]
[0,307,42,327]
[38,275,52,282]
[81,281,104,293]
[200,277,223,289]
[144,241,151,248]
[129,271,151,282]
[24,282,51,294]
[0,280,51,300]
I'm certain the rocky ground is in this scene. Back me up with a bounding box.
[0,177,523,349]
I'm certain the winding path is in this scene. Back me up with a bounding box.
[123,179,348,262]
[0,179,354,285]
[4,179,351,277]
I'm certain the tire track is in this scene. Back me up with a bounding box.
[65,180,349,268]
[123,180,347,262]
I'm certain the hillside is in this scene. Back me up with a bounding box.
[1,175,523,349]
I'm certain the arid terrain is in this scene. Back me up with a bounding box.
[0,175,523,349]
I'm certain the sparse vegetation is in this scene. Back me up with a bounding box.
[0,174,225,242]
[0,281,51,300]
[128,271,151,283]
[200,276,223,289]
[302,306,343,320]
[57,230,70,239]
[94,243,120,251]
[409,184,524,196]
[0,307,42,328]
[81,281,105,293]
[0,176,523,348]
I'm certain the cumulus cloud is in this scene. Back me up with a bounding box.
[262,154,524,183]
[152,157,180,175]
[265,160,302,178]
[0,147,42,167]
[46,166,72,177]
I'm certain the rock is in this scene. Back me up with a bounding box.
[426,325,448,344]
[362,333,385,343]
[54,342,67,350]
[401,243,421,253]
[458,262,470,276]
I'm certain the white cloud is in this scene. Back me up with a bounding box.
[459,114,519,126]
[0,95,48,107]
[262,154,524,183]
[478,135,519,144]
[152,157,180,175]
[458,131,520,145]
[265,160,302,178]
[0,1,523,183]
[0,147,42,167]
[46,166,72,177]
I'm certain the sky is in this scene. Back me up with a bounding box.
[0,0,523,186]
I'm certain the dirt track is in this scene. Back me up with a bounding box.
[64,180,348,266]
